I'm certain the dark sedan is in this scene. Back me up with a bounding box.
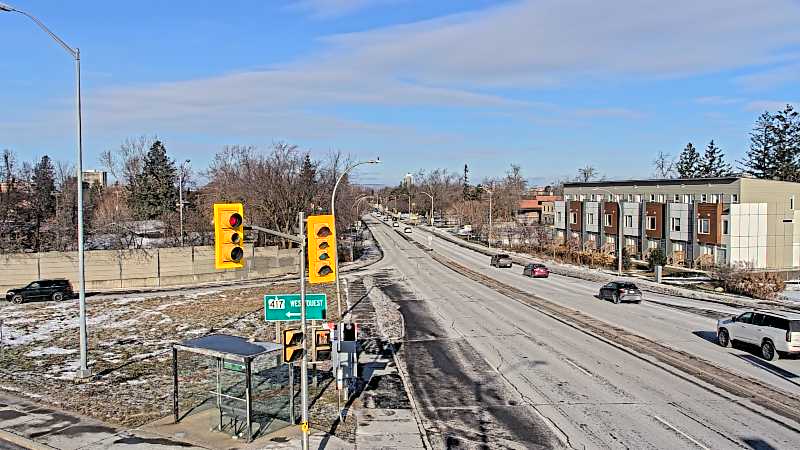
[6,279,73,304]
[598,281,642,304]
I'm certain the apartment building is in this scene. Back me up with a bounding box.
[554,177,800,272]
[518,195,561,225]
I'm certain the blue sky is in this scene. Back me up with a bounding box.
[1,0,799,186]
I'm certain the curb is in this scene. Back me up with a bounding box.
[0,429,55,450]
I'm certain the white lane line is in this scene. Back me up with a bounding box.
[653,415,710,450]
[563,358,593,377]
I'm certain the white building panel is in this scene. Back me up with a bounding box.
[729,203,767,269]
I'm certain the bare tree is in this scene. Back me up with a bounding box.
[576,165,602,182]
[652,151,676,178]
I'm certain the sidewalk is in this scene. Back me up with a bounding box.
[0,391,352,450]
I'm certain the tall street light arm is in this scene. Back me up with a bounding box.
[2,2,90,380]
[330,158,380,321]
[418,191,434,226]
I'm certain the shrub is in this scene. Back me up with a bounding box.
[647,248,667,271]
[612,248,633,271]
[713,263,785,299]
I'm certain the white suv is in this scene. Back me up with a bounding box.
[717,310,800,361]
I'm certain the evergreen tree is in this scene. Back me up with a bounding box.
[675,142,701,178]
[30,155,56,251]
[127,140,178,220]
[697,140,731,177]
[463,164,471,200]
[771,104,800,182]
[741,112,775,179]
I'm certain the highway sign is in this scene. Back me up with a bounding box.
[265,293,327,321]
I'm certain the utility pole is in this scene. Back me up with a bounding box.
[298,212,309,450]
[420,191,434,226]
[177,160,190,247]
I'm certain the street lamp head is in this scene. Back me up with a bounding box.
[368,158,381,164]
[0,3,16,12]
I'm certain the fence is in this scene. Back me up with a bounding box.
[0,245,299,293]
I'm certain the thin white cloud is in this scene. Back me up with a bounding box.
[573,108,644,120]
[744,100,799,112]
[288,0,402,19]
[735,62,800,90]
[694,96,744,106]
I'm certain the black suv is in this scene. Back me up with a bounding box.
[5,279,74,304]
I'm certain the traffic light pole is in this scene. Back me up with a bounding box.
[298,211,310,450]
[245,219,309,449]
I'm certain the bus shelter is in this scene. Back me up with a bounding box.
[171,334,283,442]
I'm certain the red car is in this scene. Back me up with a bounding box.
[523,263,549,278]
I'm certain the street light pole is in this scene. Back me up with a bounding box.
[481,186,494,249]
[177,160,190,247]
[330,159,380,320]
[593,188,623,276]
[1,2,90,379]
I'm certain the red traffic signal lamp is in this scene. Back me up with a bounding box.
[283,328,304,364]
[313,329,332,361]
[306,215,337,284]
[214,203,245,269]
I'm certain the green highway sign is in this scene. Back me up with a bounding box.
[264,293,327,321]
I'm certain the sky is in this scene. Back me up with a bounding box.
[1,0,799,187]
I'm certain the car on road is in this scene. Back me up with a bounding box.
[716,310,800,361]
[598,281,642,304]
[490,253,513,268]
[392,221,399,227]
[523,263,550,278]
[6,279,74,304]
[404,226,412,234]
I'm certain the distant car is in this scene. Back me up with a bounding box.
[490,254,513,268]
[404,226,412,234]
[598,281,642,304]
[523,263,550,278]
[6,279,73,304]
[392,221,399,227]
[717,310,800,361]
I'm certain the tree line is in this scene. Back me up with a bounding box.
[0,137,363,253]
[655,104,799,180]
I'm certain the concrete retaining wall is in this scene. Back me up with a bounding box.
[0,245,298,292]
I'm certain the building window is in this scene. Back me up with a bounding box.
[649,193,656,202]
[673,194,680,202]
[791,195,796,210]
[673,242,684,253]
[625,237,636,250]
[683,194,691,203]
[657,194,665,203]
[564,194,571,200]
[557,212,562,223]
[587,213,594,225]
[671,217,681,232]
[731,194,738,203]
[701,193,708,202]
[588,234,596,242]
[634,194,642,202]
[723,219,729,235]
[570,212,578,224]
[698,218,710,234]
[604,214,612,226]
[627,194,634,202]
[701,245,713,256]
[646,216,657,230]
[607,236,615,246]
[710,194,719,203]
[579,194,586,201]
[648,240,659,250]
[624,215,633,227]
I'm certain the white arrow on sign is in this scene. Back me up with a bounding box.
[286,312,301,317]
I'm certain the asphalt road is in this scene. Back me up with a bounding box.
[365,216,800,449]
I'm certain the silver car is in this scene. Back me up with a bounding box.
[598,281,642,304]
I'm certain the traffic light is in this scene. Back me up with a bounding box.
[313,329,332,361]
[341,322,357,342]
[283,328,304,364]
[306,214,337,284]
[214,203,245,269]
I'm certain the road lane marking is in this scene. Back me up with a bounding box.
[653,415,710,450]
[563,358,593,377]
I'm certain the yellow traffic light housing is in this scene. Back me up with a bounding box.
[306,214,337,284]
[313,329,332,361]
[283,328,304,364]
[214,203,245,269]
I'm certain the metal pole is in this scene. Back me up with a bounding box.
[75,50,90,379]
[430,194,434,226]
[488,191,493,249]
[172,347,179,423]
[299,212,309,450]
[179,173,184,246]
[289,362,295,424]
